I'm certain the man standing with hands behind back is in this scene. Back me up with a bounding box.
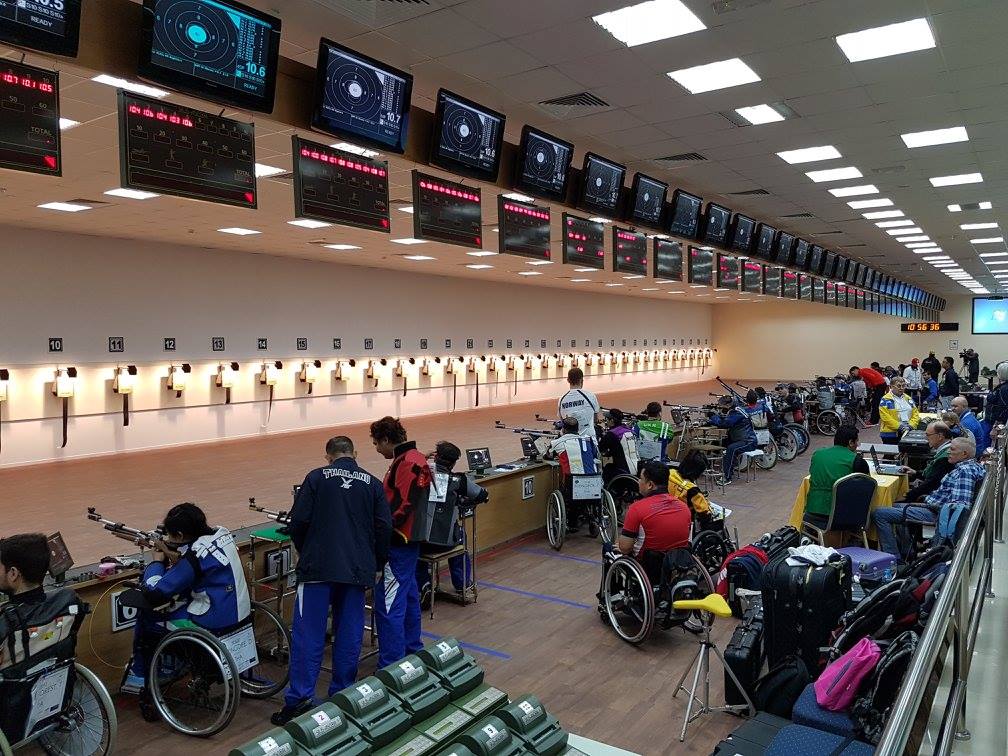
[273,436,391,725]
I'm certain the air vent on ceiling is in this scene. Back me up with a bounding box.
[871,164,907,175]
[730,188,770,196]
[713,0,774,13]
[652,153,707,169]
[817,230,844,235]
[959,202,985,211]
[779,212,815,219]
[537,91,609,119]
[841,243,867,248]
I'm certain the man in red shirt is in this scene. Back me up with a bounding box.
[850,365,888,425]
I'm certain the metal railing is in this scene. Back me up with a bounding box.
[876,440,1006,755]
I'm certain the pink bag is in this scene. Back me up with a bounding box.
[814,637,881,711]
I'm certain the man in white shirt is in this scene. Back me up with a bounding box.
[557,368,602,440]
[903,359,924,406]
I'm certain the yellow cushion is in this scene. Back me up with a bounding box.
[672,593,733,618]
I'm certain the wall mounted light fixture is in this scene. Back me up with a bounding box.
[300,360,322,394]
[216,362,239,404]
[113,365,138,427]
[0,369,8,454]
[167,363,191,396]
[53,366,77,448]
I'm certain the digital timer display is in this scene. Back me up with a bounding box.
[412,170,482,249]
[0,60,61,176]
[612,227,647,276]
[901,322,958,332]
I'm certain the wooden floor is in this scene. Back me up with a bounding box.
[6,379,882,755]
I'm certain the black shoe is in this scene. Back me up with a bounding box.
[419,582,432,610]
[271,699,314,726]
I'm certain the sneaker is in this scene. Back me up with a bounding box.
[121,672,146,694]
[271,699,314,726]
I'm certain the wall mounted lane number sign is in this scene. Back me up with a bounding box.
[164,338,176,351]
[48,337,63,353]
[257,338,268,350]
[108,337,124,353]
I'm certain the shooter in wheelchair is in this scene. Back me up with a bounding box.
[0,533,117,755]
[596,461,716,645]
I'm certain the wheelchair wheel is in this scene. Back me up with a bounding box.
[757,441,777,469]
[817,410,842,436]
[776,430,798,462]
[148,626,240,737]
[785,423,810,454]
[598,490,619,545]
[546,491,566,551]
[603,557,655,645]
[36,664,117,756]
[605,474,640,522]
[239,602,291,699]
[691,528,734,578]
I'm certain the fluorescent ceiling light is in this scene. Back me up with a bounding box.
[518,271,542,276]
[667,57,760,94]
[398,206,415,214]
[835,18,936,63]
[668,291,685,295]
[922,255,951,261]
[887,227,924,236]
[403,255,435,261]
[864,210,904,219]
[901,126,968,148]
[961,223,998,230]
[288,219,331,229]
[503,192,535,203]
[218,227,260,235]
[972,238,1005,245]
[776,146,841,164]
[735,104,784,125]
[527,260,554,266]
[848,198,892,209]
[947,204,962,212]
[876,220,914,228]
[59,118,79,130]
[930,173,983,187]
[905,242,938,248]
[605,283,624,287]
[912,248,942,254]
[714,288,730,292]
[807,167,863,183]
[979,252,1008,258]
[331,142,379,158]
[642,288,660,291]
[623,275,645,279]
[575,268,598,273]
[571,279,591,283]
[980,201,993,210]
[931,262,957,267]
[324,244,360,251]
[391,238,426,245]
[466,264,493,270]
[589,217,612,224]
[92,74,167,98]
[104,188,159,200]
[467,250,498,257]
[254,163,286,178]
[690,284,706,288]
[37,201,91,212]
[830,184,878,197]
[900,235,930,242]
[593,0,706,47]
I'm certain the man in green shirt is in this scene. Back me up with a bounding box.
[635,402,678,462]
[805,425,870,518]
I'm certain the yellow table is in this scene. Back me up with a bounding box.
[788,473,910,535]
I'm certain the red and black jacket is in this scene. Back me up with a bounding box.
[383,441,431,545]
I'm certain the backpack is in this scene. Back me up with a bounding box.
[752,655,811,717]
[935,502,970,545]
[814,637,881,712]
[411,463,462,548]
[850,631,919,744]
[826,578,925,663]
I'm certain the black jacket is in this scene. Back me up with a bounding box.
[921,356,941,381]
[288,458,392,586]
[986,382,1008,426]
[904,456,954,503]
[939,368,960,397]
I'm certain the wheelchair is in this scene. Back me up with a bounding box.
[600,537,717,645]
[122,587,292,737]
[545,473,619,551]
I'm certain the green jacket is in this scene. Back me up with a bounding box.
[921,444,950,479]
[807,445,867,516]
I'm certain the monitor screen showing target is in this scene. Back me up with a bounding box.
[0,0,81,56]
[972,297,1008,334]
[514,125,573,201]
[577,152,625,215]
[431,88,505,181]
[139,0,281,112]
[628,172,667,229]
[311,38,413,154]
[668,189,702,239]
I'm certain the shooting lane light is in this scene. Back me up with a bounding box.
[0,368,7,455]
[52,367,78,449]
[167,363,191,396]
[467,356,477,373]
[585,353,594,367]
[366,360,376,380]
[112,365,139,427]
[506,356,516,371]
[522,354,532,370]
[299,360,322,394]
[259,361,283,426]
[216,362,239,404]
[633,351,641,366]
[642,351,651,365]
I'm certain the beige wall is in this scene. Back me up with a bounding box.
[712,297,1006,381]
[0,228,715,467]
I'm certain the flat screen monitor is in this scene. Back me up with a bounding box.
[0,0,81,56]
[824,251,838,278]
[498,196,551,262]
[846,260,860,285]
[857,264,869,287]
[47,532,73,578]
[562,212,605,270]
[310,38,412,154]
[765,266,782,297]
[774,231,795,265]
[716,253,740,290]
[653,238,683,282]
[809,245,825,275]
[794,239,810,270]
[972,297,1008,334]
[799,273,813,300]
[814,278,826,303]
[628,172,667,228]
[612,227,647,276]
[742,260,763,294]
[702,203,730,246]
[577,152,625,215]
[138,0,282,112]
[465,447,493,472]
[431,88,505,181]
[514,125,573,202]
[754,223,777,261]
[668,189,702,238]
[688,246,714,286]
[729,213,755,253]
[782,270,798,299]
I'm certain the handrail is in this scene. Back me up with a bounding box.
[875,440,1004,754]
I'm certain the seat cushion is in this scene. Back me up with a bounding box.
[766,724,873,756]
[791,683,855,737]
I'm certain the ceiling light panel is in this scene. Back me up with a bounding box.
[901,126,968,148]
[735,104,785,125]
[848,198,892,208]
[863,210,904,219]
[807,167,863,182]
[835,18,936,63]
[887,227,924,236]
[876,220,914,228]
[829,185,879,197]
[961,223,998,230]
[667,58,761,94]
[776,146,841,164]
[930,173,983,187]
[593,0,706,47]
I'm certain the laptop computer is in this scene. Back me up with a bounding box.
[869,445,904,476]
[466,447,493,472]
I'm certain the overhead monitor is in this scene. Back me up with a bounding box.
[653,238,683,282]
[972,297,1008,334]
[782,269,798,299]
[498,196,551,262]
[138,0,282,112]
[562,212,605,270]
[799,273,813,300]
[754,223,776,261]
[765,266,782,297]
[846,260,860,285]
[742,260,763,294]
[809,245,825,275]
[688,246,714,286]
[822,250,837,278]
[856,289,865,310]
[0,0,81,57]
[793,239,810,270]
[577,152,625,215]
[628,172,667,228]
[701,203,730,246]
[293,136,390,232]
[729,213,755,253]
[310,38,413,154]
[430,88,505,181]
[814,277,826,303]
[514,125,573,202]
[412,170,482,248]
[0,59,61,176]
[774,231,795,265]
[716,253,740,290]
[612,227,647,276]
[668,189,702,238]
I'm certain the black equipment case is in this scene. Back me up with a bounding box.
[898,430,930,456]
[724,599,764,706]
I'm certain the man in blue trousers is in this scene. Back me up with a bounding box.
[272,436,391,725]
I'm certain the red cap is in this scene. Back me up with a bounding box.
[911,358,919,366]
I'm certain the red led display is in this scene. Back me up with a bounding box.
[418,179,480,203]
[782,270,798,299]
[0,60,61,177]
[300,146,387,177]
[412,170,483,249]
[743,260,763,294]
[499,195,551,261]
[612,227,646,275]
[126,102,193,128]
[1,72,54,93]
[563,213,605,269]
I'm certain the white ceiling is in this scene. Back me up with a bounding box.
[6,0,1008,302]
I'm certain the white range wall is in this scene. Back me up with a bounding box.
[0,228,715,467]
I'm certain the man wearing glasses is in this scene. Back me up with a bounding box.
[898,421,954,503]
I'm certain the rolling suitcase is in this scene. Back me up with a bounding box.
[723,602,763,706]
[761,553,852,672]
[753,526,802,563]
[838,547,897,589]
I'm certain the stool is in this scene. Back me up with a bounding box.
[741,450,763,482]
[672,593,755,742]
[418,544,467,619]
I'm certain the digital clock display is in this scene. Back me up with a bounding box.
[902,322,959,332]
[0,60,60,176]
[0,0,80,56]
[562,213,605,270]
[613,227,647,275]
[412,170,482,249]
